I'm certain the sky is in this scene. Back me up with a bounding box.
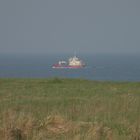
[0,0,140,54]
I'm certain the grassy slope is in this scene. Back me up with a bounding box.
[0,78,140,140]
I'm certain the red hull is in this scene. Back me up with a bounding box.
[52,64,84,69]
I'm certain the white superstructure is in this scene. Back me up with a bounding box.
[68,56,85,66]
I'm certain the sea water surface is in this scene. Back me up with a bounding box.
[0,53,140,81]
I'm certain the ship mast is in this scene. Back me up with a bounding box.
[74,51,77,57]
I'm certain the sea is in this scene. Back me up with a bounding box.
[0,53,140,81]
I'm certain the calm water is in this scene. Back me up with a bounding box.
[0,53,140,81]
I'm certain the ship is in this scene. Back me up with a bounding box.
[52,55,85,69]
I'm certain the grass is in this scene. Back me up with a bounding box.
[0,78,139,140]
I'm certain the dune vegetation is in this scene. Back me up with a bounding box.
[0,78,139,140]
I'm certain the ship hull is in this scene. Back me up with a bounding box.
[52,65,85,69]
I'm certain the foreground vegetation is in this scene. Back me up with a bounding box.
[0,78,139,140]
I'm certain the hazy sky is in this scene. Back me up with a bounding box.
[0,0,140,54]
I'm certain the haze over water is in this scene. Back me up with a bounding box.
[0,53,140,81]
[0,1,140,80]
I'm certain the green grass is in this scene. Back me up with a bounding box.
[0,78,140,140]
